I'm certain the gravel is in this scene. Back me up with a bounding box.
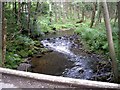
[0,82,18,89]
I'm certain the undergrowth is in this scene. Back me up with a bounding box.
[6,35,40,69]
[74,22,118,57]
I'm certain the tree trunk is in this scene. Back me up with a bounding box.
[0,2,2,67]
[12,2,17,23]
[54,2,58,22]
[18,2,22,32]
[27,2,31,36]
[90,3,97,28]
[73,5,76,20]
[113,6,118,27]
[1,2,6,67]
[117,1,120,79]
[49,2,52,23]
[31,2,40,37]
[65,2,69,20]
[67,2,70,19]
[62,2,66,22]
[95,2,102,26]
[60,0,63,20]
[57,2,61,21]
[33,2,39,28]
[69,4,73,19]
[14,2,17,20]
[76,4,80,19]
[102,0,118,82]
[82,7,85,21]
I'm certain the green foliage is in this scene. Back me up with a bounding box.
[17,35,35,46]
[75,22,118,55]
[5,35,41,68]
[40,2,49,15]
[37,16,51,33]
[5,53,22,69]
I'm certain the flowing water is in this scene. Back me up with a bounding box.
[31,35,101,80]
[41,36,94,79]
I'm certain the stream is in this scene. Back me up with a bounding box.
[31,35,112,81]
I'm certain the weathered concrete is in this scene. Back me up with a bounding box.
[0,82,18,89]
[0,67,120,89]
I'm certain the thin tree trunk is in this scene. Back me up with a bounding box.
[54,2,58,22]
[18,2,22,32]
[62,2,66,22]
[69,4,73,19]
[77,9,80,19]
[73,5,76,20]
[59,1,62,21]
[14,2,17,19]
[32,2,39,30]
[82,7,85,21]
[49,2,52,23]
[2,2,6,67]
[68,2,72,19]
[65,2,69,20]
[12,2,17,23]
[102,0,118,82]
[81,2,85,21]
[90,3,97,28]
[27,2,31,36]
[76,4,80,19]
[21,2,24,12]
[64,2,67,21]
[113,6,118,27]
[57,2,61,21]
[95,2,102,26]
